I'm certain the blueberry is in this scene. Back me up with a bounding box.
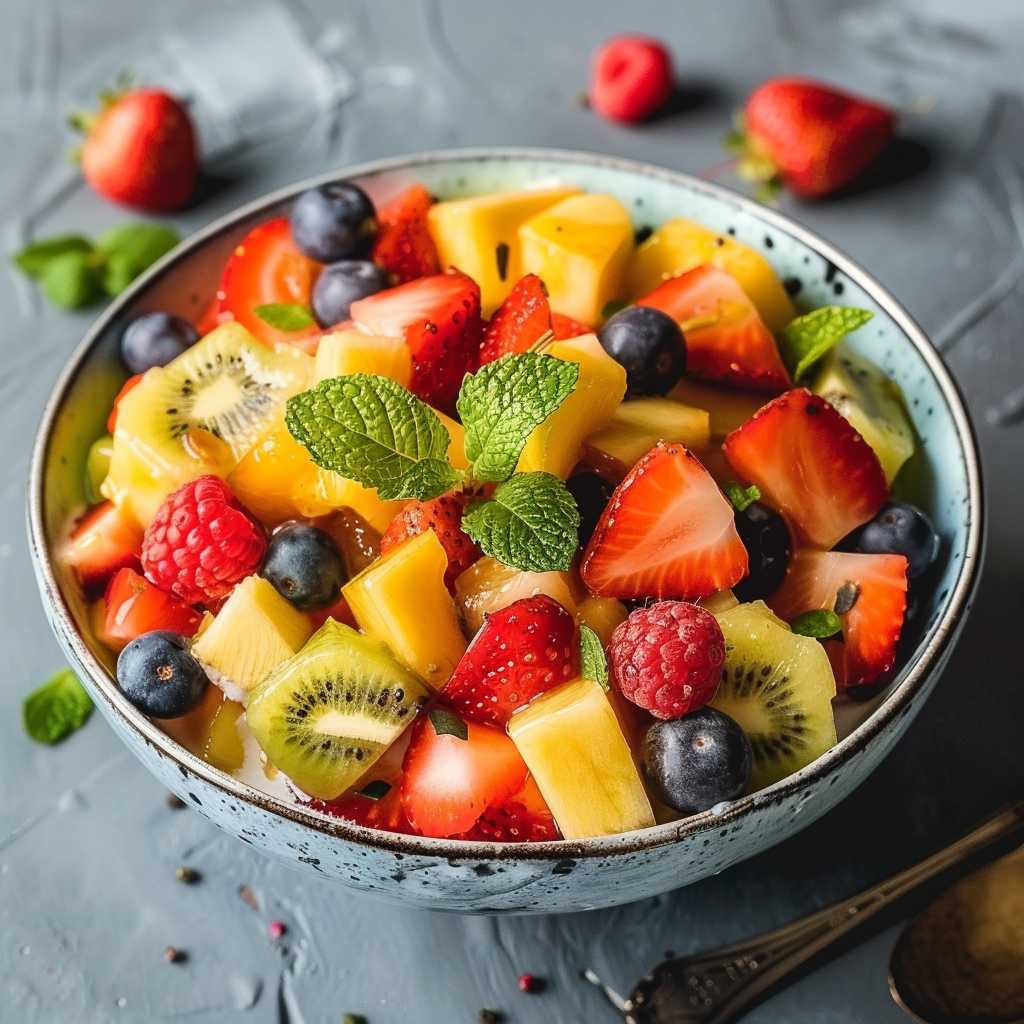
[117,631,208,719]
[121,312,199,374]
[263,524,347,611]
[732,501,791,602]
[641,707,752,814]
[311,260,390,328]
[290,182,377,263]
[857,502,939,578]
[566,472,616,547]
[597,306,686,396]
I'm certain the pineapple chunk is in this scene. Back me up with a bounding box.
[313,329,412,387]
[517,334,627,479]
[519,193,634,326]
[343,530,467,689]
[585,397,710,481]
[192,575,313,701]
[668,378,769,439]
[627,218,796,332]
[508,677,655,839]
[428,186,580,316]
[576,595,628,646]
[697,589,740,615]
[292,469,403,533]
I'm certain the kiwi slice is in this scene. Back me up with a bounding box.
[710,601,838,793]
[244,618,430,800]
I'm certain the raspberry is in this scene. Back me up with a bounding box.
[608,601,726,720]
[590,36,674,124]
[141,475,266,605]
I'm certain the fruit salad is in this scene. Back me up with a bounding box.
[62,177,940,843]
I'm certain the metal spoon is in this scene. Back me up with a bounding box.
[593,801,1024,1024]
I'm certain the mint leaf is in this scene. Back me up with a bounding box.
[286,374,462,501]
[463,472,580,573]
[601,299,630,320]
[41,252,104,309]
[789,609,843,639]
[579,624,609,691]
[457,353,578,483]
[356,780,391,801]
[780,306,874,382]
[23,668,93,744]
[429,708,468,740]
[12,235,94,278]
[724,481,761,513]
[96,223,179,296]
[254,303,315,332]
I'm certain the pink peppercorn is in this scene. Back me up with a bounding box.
[269,921,286,939]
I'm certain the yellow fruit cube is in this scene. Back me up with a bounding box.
[517,335,627,479]
[668,378,769,440]
[576,595,628,646]
[343,530,467,689]
[627,218,796,332]
[519,193,634,326]
[428,187,580,316]
[508,677,655,839]
[313,329,412,387]
[292,469,404,534]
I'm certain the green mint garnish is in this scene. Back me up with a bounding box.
[96,223,180,296]
[579,624,609,691]
[254,302,316,332]
[779,306,874,382]
[789,609,843,639]
[457,352,578,483]
[23,668,93,744]
[429,708,468,740]
[12,235,94,277]
[463,472,580,573]
[724,481,761,513]
[286,374,462,501]
[356,780,391,801]
[601,299,630,320]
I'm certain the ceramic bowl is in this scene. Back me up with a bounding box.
[28,149,983,913]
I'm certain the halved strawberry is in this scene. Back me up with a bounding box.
[552,312,593,339]
[350,270,484,414]
[305,593,359,632]
[400,707,529,838]
[580,441,748,601]
[310,781,419,836]
[216,217,323,348]
[379,491,482,594]
[442,595,579,726]
[722,388,889,550]
[479,274,552,364]
[103,567,203,646]
[63,501,143,593]
[369,183,441,284]
[769,550,908,690]
[456,797,561,842]
[637,265,791,391]
[107,373,143,433]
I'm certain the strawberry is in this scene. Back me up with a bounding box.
[305,593,359,632]
[722,389,889,550]
[72,87,198,211]
[479,274,552,364]
[379,492,482,593]
[106,373,143,433]
[310,781,418,836]
[769,550,908,689]
[103,567,203,646]
[369,183,441,284]
[580,441,748,601]
[733,77,895,200]
[456,795,560,842]
[441,595,580,726]
[62,501,143,594]
[552,312,593,340]
[590,36,674,123]
[216,217,323,349]
[637,265,790,392]
[400,708,529,838]
[350,270,484,414]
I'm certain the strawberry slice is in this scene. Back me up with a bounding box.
[442,595,580,726]
[309,781,419,836]
[379,491,482,594]
[552,312,593,339]
[580,441,748,601]
[63,501,143,593]
[722,388,889,550]
[637,265,791,391]
[103,567,203,646]
[479,274,552,364]
[369,183,441,284]
[456,774,560,842]
[400,708,529,838]
[769,550,908,690]
[216,217,323,348]
[350,270,484,414]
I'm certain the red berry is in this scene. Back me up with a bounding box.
[268,921,286,939]
[551,312,593,340]
[609,602,726,720]
[517,973,544,994]
[141,475,266,605]
[62,501,143,594]
[590,36,674,123]
[479,274,552,365]
[370,183,442,284]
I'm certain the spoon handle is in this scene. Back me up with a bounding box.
[624,801,1024,1024]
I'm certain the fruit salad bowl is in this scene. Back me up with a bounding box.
[28,149,982,913]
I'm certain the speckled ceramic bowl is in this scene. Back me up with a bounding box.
[28,149,982,913]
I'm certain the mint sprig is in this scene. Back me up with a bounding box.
[724,481,761,513]
[23,668,93,744]
[789,609,843,639]
[779,306,874,382]
[579,624,609,691]
[254,303,315,332]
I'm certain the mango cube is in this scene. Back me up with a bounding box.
[667,377,769,440]
[519,193,634,325]
[576,595,628,647]
[508,677,655,839]
[313,329,412,387]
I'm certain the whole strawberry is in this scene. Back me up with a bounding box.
[609,601,726,720]
[730,77,895,200]
[72,86,198,211]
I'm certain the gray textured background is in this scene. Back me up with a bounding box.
[4,1,1024,1021]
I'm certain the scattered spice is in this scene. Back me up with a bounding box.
[342,1016,368,1024]
[166,792,187,809]
[479,1010,504,1024]
[163,946,186,964]
[238,885,260,912]
[269,920,286,939]
[517,972,545,994]
[174,866,200,884]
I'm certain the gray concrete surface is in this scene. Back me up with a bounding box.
[3,1,1024,1021]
